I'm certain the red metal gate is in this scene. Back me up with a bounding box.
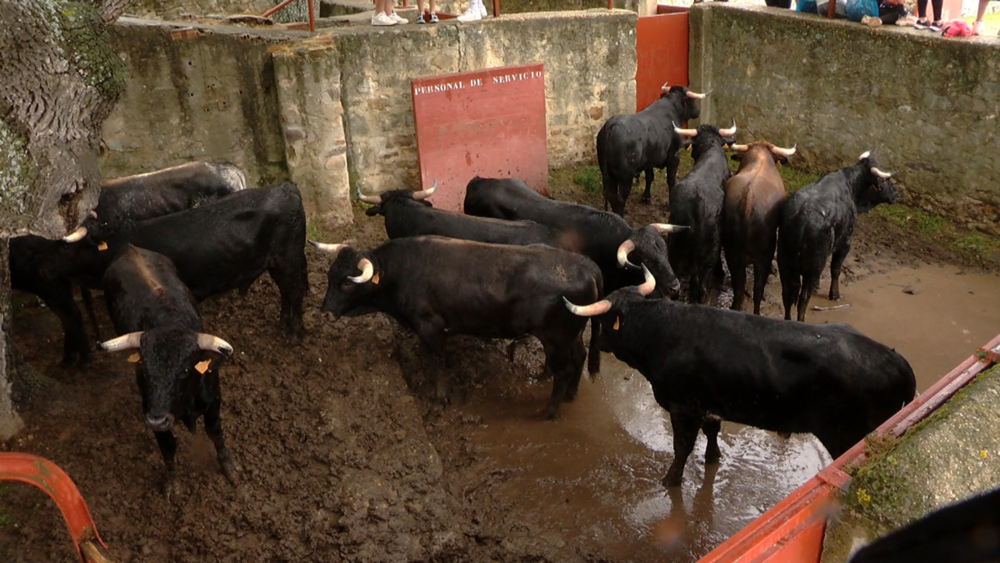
[635,6,689,112]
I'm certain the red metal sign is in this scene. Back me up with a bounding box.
[636,8,689,112]
[411,63,548,213]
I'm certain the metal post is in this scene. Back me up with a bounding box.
[493,0,499,16]
[262,0,297,18]
[307,0,315,31]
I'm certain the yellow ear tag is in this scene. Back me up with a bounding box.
[194,360,211,374]
[776,161,783,168]
[372,271,380,285]
[685,144,692,152]
[127,353,141,363]
[613,316,620,331]
[97,241,108,251]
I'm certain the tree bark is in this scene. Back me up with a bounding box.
[0,0,129,239]
[0,238,24,440]
[0,0,130,440]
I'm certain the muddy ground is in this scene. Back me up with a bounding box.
[2,172,998,563]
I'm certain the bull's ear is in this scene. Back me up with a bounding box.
[730,153,743,162]
[681,140,693,151]
[364,206,381,217]
[776,155,790,167]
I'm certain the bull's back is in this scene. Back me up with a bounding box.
[120,183,304,299]
[103,246,201,333]
[384,238,599,336]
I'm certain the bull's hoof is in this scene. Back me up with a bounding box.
[705,447,721,464]
[828,291,842,301]
[539,405,559,420]
[640,196,651,205]
[661,472,683,488]
[163,477,181,502]
[219,455,238,486]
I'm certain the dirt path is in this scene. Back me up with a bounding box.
[2,173,997,563]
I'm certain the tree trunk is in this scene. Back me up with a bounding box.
[0,238,24,440]
[0,0,129,239]
[0,0,130,439]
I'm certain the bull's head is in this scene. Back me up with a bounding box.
[564,264,656,346]
[728,140,797,167]
[660,83,706,123]
[621,225,685,298]
[311,242,380,319]
[856,150,898,212]
[673,121,736,161]
[99,329,233,432]
[359,182,437,217]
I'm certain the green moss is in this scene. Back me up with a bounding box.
[56,2,127,103]
[824,365,1000,562]
[572,165,602,195]
[0,122,35,233]
[870,205,945,234]
[779,166,821,193]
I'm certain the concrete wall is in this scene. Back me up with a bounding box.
[101,12,636,229]
[101,19,299,188]
[689,4,1000,235]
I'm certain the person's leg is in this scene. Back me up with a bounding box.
[930,0,943,24]
[916,0,928,22]
[973,0,989,34]
[429,0,438,20]
[877,4,902,24]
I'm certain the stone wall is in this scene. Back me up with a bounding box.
[100,12,635,229]
[101,19,300,190]
[689,4,1000,235]
[434,0,654,16]
[123,0,317,23]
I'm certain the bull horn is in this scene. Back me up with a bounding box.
[357,187,382,205]
[772,143,797,157]
[685,89,710,100]
[660,81,670,93]
[617,239,637,269]
[197,334,234,356]
[99,332,143,352]
[62,226,88,243]
[348,258,375,284]
[858,149,873,161]
[563,296,613,317]
[729,143,750,152]
[412,180,437,201]
[637,264,656,297]
[650,223,689,235]
[89,210,98,219]
[672,121,698,137]
[308,240,348,255]
[718,119,737,137]
[871,167,895,179]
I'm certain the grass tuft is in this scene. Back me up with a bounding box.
[572,165,602,195]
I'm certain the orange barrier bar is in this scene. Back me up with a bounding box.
[699,333,1000,563]
[0,453,110,563]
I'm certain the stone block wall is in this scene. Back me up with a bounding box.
[101,19,296,188]
[689,4,1000,234]
[100,12,636,229]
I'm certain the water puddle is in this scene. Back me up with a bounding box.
[451,261,1000,561]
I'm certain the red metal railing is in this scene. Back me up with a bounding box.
[0,453,114,563]
[262,0,316,32]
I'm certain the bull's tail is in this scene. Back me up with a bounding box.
[587,317,601,376]
[586,272,603,376]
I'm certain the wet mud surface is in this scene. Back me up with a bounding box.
[2,180,999,562]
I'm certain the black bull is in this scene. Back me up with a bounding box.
[312,236,603,419]
[100,244,236,494]
[462,176,685,298]
[565,269,916,487]
[12,183,307,366]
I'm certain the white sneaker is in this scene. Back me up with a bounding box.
[457,3,481,21]
[372,11,396,25]
[390,11,407,23]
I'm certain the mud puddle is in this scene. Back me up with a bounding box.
[451,357,830,563]
[444,262,1000,562]
[807,263,1000,391]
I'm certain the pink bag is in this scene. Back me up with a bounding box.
[942,20,973,37]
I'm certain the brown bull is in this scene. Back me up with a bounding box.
[722,141,796,314]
